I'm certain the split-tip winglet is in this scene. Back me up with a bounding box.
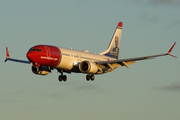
[5,47,10,62]
[167,42,177,58]
[168,42,176,53]
[6,47,10,58]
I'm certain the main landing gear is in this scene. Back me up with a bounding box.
[58,75,67,82]
[58,70,67,82]
[57,69,95,82]
[86,74,95,81]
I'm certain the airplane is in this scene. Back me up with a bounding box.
[5,22,177,82]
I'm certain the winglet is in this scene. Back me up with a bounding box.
[6,47,10,58]
[167,42,177,58]
[5,47,10,62]
[168,42,176,53]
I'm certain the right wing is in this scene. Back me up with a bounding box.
[96,42,177,72]
[4,47,30,64]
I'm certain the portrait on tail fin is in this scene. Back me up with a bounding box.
[112,36,119,59]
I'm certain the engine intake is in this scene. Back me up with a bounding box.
[32,66,50,75]
[79,61,98,74]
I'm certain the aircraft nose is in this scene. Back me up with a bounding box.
[26,51,33,61]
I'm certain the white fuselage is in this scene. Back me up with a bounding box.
[56,47,116,71]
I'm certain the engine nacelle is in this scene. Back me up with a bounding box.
[32,66,50,75]
[79,61,98,74]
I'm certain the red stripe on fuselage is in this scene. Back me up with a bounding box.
[27,45,61,67]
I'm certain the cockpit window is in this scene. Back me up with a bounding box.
[29,48,41,52]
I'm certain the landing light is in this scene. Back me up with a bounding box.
[73,62,78,65]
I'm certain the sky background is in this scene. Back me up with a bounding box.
[1,0,180,120]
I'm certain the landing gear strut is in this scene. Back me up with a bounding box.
[86,74,95,81]
[58,70,67,82]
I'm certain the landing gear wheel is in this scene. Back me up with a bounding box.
[58,75,63,82]
[62,75,67,81]
[90,75,95,81]
[58,69,67,82]
[86,75,90,81]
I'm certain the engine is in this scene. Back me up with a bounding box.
[32,66,50,75]
[79,61,98,74]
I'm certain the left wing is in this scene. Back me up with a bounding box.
[4,47,30,64]
[96,42,177,70]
